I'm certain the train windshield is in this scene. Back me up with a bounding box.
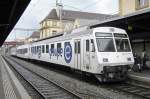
[96,32,115,52]
[114,33,131,52]
[96,38,115,52]
[95,32,131,52]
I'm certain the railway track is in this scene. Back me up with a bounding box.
[108,82,150,99]
[5,56,150,99]
[3,57,82,99]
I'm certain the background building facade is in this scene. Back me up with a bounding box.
[119,0,150,16]
[40,8,114,39]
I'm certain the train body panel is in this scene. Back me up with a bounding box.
[10,47,17,56]
[11,26,134,82]
[16,44,30,59]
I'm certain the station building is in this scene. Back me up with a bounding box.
[119,0,150,16]
[90,0,150,59]
[119,0,150,57]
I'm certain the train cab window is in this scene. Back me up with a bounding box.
[46,45,49,53]
[86,40,90,52]
[42,45,45,53]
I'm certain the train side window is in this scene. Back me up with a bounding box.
[86,40,89,52]
[32,47,33,53]
[36,46,38,53]
[42,45,45,53]
[34,47,36,54]
[46,45,49,53]
[38,46,41,53]
[78,41,80,54]
[51,44,54,54]
[25,48,27,53]
[33,47,35,53]
[37,46,39,53]
[75,42,77,53]
[57,43,61,53]
[34,46,36,54]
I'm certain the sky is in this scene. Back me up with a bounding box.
[6,0,119,41]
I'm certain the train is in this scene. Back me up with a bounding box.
[10,26,134,82]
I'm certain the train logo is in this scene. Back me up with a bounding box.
[64,42,72,63]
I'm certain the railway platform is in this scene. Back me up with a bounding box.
[0,56,5,99]
[128,68,150,86]
[0,55,31,99]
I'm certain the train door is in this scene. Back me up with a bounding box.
[84,39,95,70]
[74,39,81,70]
[84,39,90,69]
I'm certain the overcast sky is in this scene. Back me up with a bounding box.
[6,0,119,41]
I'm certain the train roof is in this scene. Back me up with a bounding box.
[33,29,93,45]
[32,26,127,45]
[33,26,93,43]
[17,26,127,48]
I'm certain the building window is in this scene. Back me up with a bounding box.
[47,21,50,26]
[52,30,57,36]
[52,21,57,27]
[137,0,149,9]
[75,25,78,29]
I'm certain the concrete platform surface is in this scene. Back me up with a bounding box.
[128,69,150,84]
[0,55,31,99]
[0,56,5,99]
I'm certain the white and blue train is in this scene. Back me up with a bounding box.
[10,26,134,82]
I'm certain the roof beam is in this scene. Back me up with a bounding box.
[8,0,18,23]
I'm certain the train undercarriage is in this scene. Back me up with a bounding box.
[95,65,130,82]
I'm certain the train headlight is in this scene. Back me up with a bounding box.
[103,58,108,62]
[127,57,131,61]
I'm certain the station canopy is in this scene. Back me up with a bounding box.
[0,0,30,47]
[91,8,150,40]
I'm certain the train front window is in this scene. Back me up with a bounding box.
[115,39,131,52]
[96,38,115,52]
